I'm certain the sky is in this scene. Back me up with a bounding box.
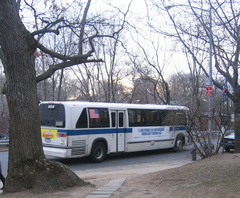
[19,0,199,80]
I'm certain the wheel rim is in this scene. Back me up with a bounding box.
[95,147,103,159]
[176,139,183,149]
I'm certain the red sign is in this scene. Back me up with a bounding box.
[206,85,213,96]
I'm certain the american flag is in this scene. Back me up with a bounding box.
[89,109,100,119]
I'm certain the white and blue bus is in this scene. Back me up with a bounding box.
[39,101,191,162]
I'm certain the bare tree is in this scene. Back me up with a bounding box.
[67,2,133,103]
[125,34,173,104]
[0,0,130,193]
[153,0,240,154]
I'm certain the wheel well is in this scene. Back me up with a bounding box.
[91,138,108,152]
[176,134,185,145]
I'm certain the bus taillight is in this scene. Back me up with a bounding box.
[58,133,67,137]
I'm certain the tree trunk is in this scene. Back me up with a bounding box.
[0,0,87,193]
[234,86,240,153]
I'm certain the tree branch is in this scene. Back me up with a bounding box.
[36,58,103,83]
[36,42,69,60]
[79,0,92,55]
[31,17,64,37]
[32,28,60,36]
[36,36,95,61]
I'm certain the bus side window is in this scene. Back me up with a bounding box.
[76,108,88,128]
[145,110,161,126]
[89,108,110,128]
[128,109,146,126]
[111,112,116,127]
[160,110,187,126]
[159,110,168,126]
[119,112,123,127]
[128,109,137,126]
[173,111,187,125]
[155,111,162,125]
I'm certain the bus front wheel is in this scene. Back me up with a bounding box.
[173,135,184,152]
[89,142,107,163]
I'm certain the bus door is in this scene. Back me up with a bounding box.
[110,110,125,152]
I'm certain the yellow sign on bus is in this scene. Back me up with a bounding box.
[41,129,58,139]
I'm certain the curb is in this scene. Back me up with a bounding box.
[85,178,125,198]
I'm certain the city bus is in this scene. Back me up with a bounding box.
[39,101,191,162]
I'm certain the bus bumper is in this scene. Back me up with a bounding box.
[43,146,69,158]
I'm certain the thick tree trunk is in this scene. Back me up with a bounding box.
[0,0,87,193]
[234,86,240,153]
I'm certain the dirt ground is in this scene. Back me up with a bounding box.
[111,152,240,198]
[1,152,240,198]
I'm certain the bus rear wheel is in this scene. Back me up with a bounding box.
[89,142,107,163]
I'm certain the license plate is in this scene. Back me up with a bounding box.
[45,138,51,143]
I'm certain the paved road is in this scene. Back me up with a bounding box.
[0,151,8,177]
[54,147,192,169]
[0,147,193,181]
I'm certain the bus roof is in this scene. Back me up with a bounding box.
[40,101,189,111]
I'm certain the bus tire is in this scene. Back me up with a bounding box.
[89,142,107,163]
[173,135,184,152]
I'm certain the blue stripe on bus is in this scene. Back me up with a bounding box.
[169,127,186,131]
[58,128,132,136]
[58,127,185,135]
